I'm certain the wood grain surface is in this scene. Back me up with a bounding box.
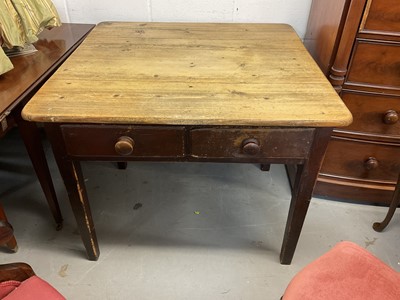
[0,24,94,115]
[22,22,352,127]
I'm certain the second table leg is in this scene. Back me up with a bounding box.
[280,128,332,264]
[45,124,99,260]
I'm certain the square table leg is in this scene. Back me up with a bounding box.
[45,124,99,260]
[280,128,332,264]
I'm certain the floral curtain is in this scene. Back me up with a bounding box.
[0,0,61,75]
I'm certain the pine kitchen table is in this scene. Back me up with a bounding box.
[22,22,352,264]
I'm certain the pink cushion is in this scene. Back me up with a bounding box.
[3,276,65,300]
[283,241,400,300]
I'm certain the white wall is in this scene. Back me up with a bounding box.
[52,0,312,38]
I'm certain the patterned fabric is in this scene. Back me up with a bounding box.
[0,0,61,75]
[0,48,14,75]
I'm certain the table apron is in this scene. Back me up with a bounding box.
[60,124,315,163]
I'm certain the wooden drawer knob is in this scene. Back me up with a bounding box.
[364,157,379,170]
[115,136,135,156]
[242,138,260,155]
[383,110,398,125]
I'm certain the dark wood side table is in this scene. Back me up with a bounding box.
[0,23,95,232]
[22,22,352,264]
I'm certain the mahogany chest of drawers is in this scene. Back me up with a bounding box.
[304,0,400,204]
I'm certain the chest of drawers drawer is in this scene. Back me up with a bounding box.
[189,128,314,161]
[61,125,185,158]
[346,40,400,90]
[360,0,400,35]
[320,136,400,182]
[340,91,400,137]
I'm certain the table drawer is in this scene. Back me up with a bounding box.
[346,40,400,89]
[320,136,400,182]
[190,128,314,160]
[61,125,185,158]
[360,0,400,35]
[341,91,400,137]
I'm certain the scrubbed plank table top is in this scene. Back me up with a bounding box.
[23,22,352,127]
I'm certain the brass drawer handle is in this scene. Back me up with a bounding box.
[383,110,398,125]
[364,157,379,170]
[115,136,135,156]
[242,138,260,155]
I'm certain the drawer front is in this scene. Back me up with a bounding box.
[340,91,400,137]
[190,128,314,160]
[360,0,400,35]
[61,125,185,158]
[346,40,400,89]
[320,137,400,182]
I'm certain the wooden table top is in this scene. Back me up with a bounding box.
[0,23,95,116]
[22,22,352,127]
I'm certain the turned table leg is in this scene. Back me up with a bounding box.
[15,112,63,230]
[373,173,400,232]
[0,204,18,252]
